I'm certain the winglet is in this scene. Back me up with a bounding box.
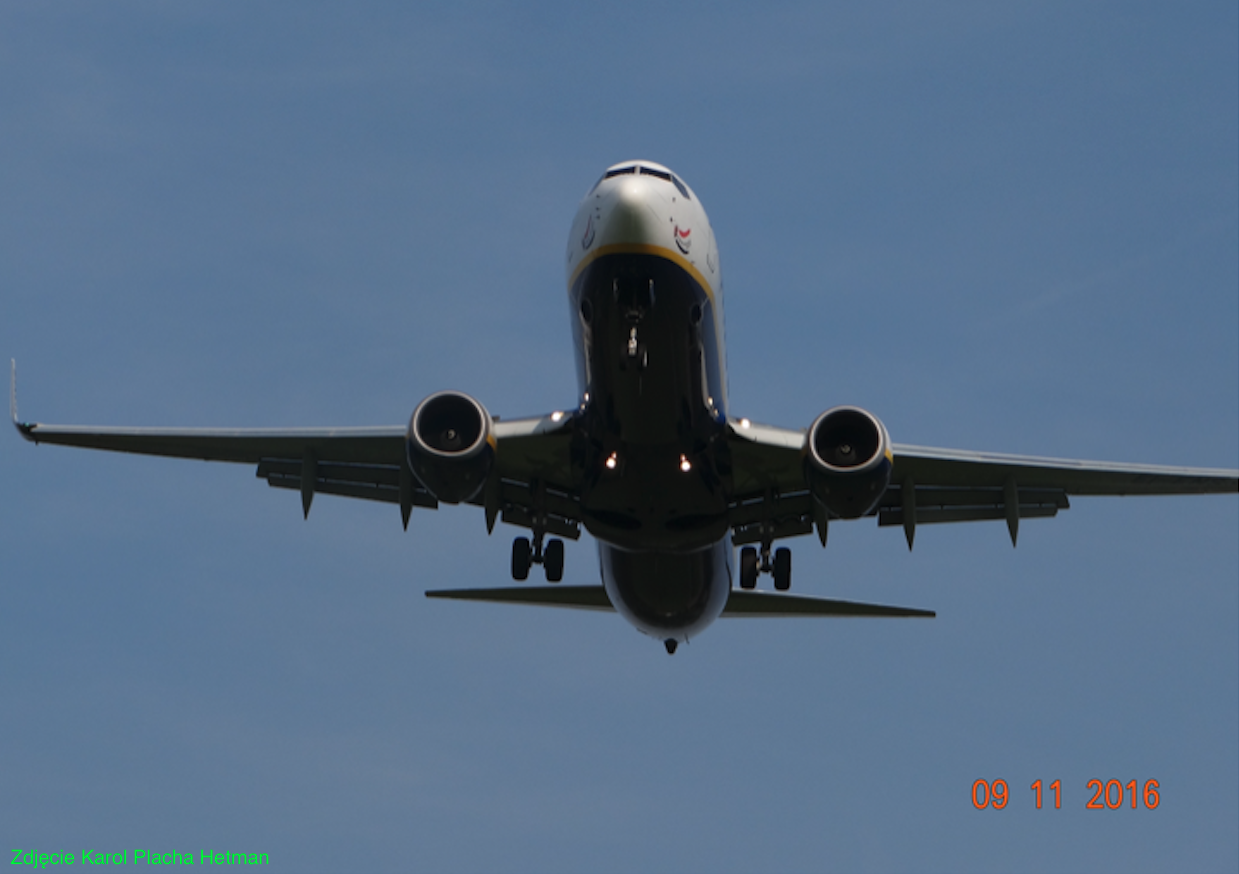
[10,359,36,441]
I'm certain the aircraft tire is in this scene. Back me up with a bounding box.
[544,538,564,583]
[511,537,532,581]
[740,547,758,589]
[773,547,791,591]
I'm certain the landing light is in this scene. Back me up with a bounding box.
[605,452,619,470]
[550,411,563,422]
[679,454,692,473]
[740,418,751,429]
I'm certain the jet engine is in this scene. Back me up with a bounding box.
[805,406,892,518]
[406,391,494,504]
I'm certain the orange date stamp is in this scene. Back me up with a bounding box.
[971,779,1160,810]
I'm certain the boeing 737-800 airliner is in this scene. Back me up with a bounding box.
[13,161,1238,653]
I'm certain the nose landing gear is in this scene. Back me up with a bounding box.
[511,533,565,583]
[614,277,652,372]
[624,326,649,371]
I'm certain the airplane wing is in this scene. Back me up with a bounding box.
[725,417,1239,548]
[11,363,580,536]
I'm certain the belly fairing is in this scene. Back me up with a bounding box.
[599,538,732,642]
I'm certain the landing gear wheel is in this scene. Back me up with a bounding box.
[740,547,758,589]
[773,547,791,591]
[544,538,564,583]
[511,537,532,581]
[620,343,649,371]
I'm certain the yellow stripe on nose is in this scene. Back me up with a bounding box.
[568,243,716,306]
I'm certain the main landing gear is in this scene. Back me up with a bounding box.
[739,544,791,591]
[511,533,564,583]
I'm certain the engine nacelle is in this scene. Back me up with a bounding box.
[406,391,494,504]
[805,406,892,519]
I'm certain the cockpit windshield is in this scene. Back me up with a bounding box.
[589,164,691,200]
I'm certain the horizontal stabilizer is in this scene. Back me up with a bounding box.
[722,590,934,618]
[425,585,614,612]
[425,585,933,619]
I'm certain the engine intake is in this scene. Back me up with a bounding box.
[406,391,494,504]
[806,406,892,519]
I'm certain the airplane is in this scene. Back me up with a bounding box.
[12,160,1239,654]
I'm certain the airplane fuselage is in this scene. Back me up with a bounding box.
[565,162,734,644]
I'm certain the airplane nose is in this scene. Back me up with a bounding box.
[603,179,663,247]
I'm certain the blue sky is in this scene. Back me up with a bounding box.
[2,4,1235,872]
